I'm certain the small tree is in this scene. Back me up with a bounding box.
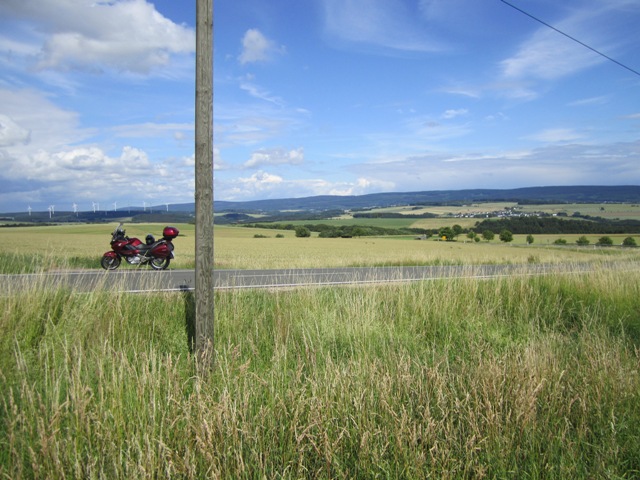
[499,229,513,243]
[452,224,463,239]
[576,236,590,246]
[482,230,495,242]
[439,226,455,241]
[623,236,637,246]
[526,234,534,245]
[295,226,311,238]
[597,236,613,246]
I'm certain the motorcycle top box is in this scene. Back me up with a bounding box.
[162,226,179,240]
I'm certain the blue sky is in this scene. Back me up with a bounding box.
[0,0,639,213]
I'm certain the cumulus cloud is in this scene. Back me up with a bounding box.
[218,170,394,201]
[238,29,284,65]
[224,170,284,198]
[0,87,195,209]
[0,143,194,207]
[244,147,304,168]
[0,0,194,73]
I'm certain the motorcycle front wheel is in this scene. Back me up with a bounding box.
[101,255,121,270]
[150,257,170,270]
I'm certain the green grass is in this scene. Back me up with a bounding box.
[1,268,639,478]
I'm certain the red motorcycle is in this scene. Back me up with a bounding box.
[101,223,179,270]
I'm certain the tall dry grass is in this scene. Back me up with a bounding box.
[1,268,639,478]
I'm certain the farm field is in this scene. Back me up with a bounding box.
[2,223,640,272]
[367,202,518,217]
[361,202,640,220]
[518,202,640,219]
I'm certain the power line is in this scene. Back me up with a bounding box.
[499,0,640,78]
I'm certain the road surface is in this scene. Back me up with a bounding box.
[0,262,634,293]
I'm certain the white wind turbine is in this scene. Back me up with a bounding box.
[113,201,117,212]
[48,205,55,218]
[72,203,78,216]
[27,205,32,216]
[92,202,97,213]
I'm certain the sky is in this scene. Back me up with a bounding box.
[0,0,639,213]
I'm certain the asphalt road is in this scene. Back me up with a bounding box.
[0,261,633,293]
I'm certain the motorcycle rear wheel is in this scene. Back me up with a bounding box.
[101,255,121,270]
[150,257,170,270]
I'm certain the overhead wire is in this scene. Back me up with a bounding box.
[499,0,640,78]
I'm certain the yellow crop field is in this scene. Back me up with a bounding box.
[2,222,640,271]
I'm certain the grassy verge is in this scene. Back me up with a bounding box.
[1,269,639,478]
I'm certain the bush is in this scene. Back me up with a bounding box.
[554,238,568,245]
[295,226,311,238]
[623,236,637,246]
[576,236,590,246]
[597,236,614,246]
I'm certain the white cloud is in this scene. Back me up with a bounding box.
[0,87,88,149]
[0,0,195,74]
[0,114,30,146]
[0,143,194,207]
[525,128,583,143]
[345,140,640,192]
[442,108,468,120]
[239,81,284,105]
[321,0,445,53]
[225,170,284,198]
[327,177,395,196]
[238,29,283,65]
[244,147,304,168]
[500,29,601,81]
[218,170,394,201]
[567,96,609,107]
[0,86,195,209]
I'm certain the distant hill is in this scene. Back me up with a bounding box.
[212,186,640,213]
[4,186,640,220]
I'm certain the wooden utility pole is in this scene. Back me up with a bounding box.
[194,0,214,357]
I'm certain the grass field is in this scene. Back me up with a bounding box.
[2,222,640,273]
[1,267,639,477]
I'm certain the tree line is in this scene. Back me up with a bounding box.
[245,215,640,239]
[245,223,432,238]
[474,216,640,235]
